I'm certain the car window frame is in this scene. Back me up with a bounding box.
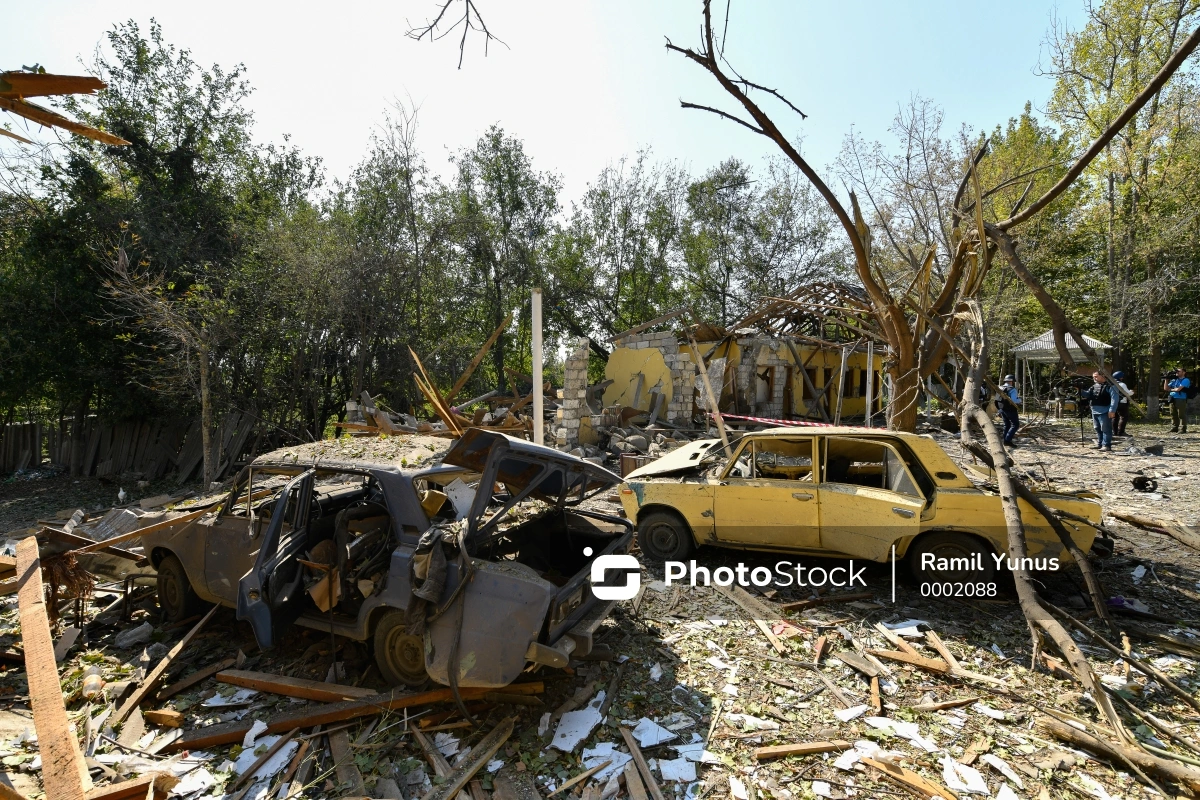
[818,436,925,501]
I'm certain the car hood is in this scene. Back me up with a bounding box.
[444,429,622,503]
[625,439,724,479]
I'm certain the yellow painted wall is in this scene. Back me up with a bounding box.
[602,346,674,411]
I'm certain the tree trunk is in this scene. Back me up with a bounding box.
[1147,341,1162,422]
[887,356,921,433]
[200,340,214,489]
[69,387,92,477]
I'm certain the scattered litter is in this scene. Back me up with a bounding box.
[649,663,663,682]
[941,755,989,795]
[1132,564,1147,581]
[989,643,1006,659]
[1108,595,1151,613]
[834,704,869,722]
[242,719,268,748]
[631,717,676,747]
[980,753,1024,789]
[204,688,259,708]
[551,691,605,751]
[729,776,748,800]
[657,756,696,782]
[883,619,930,638]
[114,622,153,649]
[995,784,1019,800]
[172,767,216,796]
[833,749,861,771]
[724,713,780,731]
[233,734,299,783]
[973,702,1005,721]
[811,780,833,798]
[582,743,631,781]
[486,759,504,773]
[864,717,938,752]
[434,732,460,758]
[538,712,551,737]
[705,656,731,671]
[672,743,719,763]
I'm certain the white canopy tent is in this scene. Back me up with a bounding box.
[1010,330,1112,412]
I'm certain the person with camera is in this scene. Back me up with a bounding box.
[1085,371,1119,451]
[997,374,1021,447]
[1112,371,1130,437]
[1165,367,1191,434]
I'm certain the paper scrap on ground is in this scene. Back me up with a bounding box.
[242,720,268,748]
[658,757,696,782]
[631,717,676,747]
[672,743,719,763]
[582,743,631,782]
[973,702,1005,720]
[980,754,1023,789]
[649,663,663,682]
[538,712,551,736]
[724,713,779,731]
[705,656,731,671]
[234,735,299,782]
[486,759,504,773]
[172,767,216,796]
[812,780,833,798]
[941,755,990,795]
[864,717,938,752]
[434,732,460,758]
[995,784,1019,800]
[552,690,606,751]
[834,704,869,722]
[205,688,259,708]
[882,619,930,638]
[729,776,748,800]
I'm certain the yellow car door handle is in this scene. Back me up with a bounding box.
[892,507,915,518]
[792,492,814,501]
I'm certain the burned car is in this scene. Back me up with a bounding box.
[141,430,633,688]
[620,427,1108,585]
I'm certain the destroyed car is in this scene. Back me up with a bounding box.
[140,430,633,688]
[619,427,1108,585]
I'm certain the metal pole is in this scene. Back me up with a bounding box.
[864,342,874,427]
[532,289,543,446]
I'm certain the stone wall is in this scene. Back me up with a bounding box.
[554,336,591,450]
[608,331,695,424]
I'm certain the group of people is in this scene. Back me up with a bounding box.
[990,367,1190,453]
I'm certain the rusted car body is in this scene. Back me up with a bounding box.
[619,427,1107,584]
[140,430,632,688]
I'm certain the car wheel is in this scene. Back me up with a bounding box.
[908,532,997,588]
[156,553,204,623]
[637,511,694,562]
[374,611,429,687]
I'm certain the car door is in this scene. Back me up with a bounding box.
[237,470,315,649]
[816,437,923,560]
[712,436,821,549]
[204,471,273,604]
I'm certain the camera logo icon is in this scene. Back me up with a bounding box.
[589,553,641,601]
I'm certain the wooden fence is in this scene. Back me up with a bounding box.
[0,411,259,483]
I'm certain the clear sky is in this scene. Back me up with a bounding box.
[2,1,1079,203]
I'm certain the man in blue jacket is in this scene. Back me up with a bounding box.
[1086,371,1118,451]
[998,374,1021,447]
[1165,367,1190,434]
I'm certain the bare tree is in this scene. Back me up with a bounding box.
[407,0,507,69]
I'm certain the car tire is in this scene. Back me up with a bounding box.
[156,553,205,623]
[373,610,429,688]
[908,532,997,588]
[637,511,694,562]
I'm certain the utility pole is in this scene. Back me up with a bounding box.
[532,288,544,445]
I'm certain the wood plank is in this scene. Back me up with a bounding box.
[865,649,951,674]
[411,726,471,800]
[156,657,235,701]
[834,651,880,678]
[164,682,543,752]
[37,527,141,561]
[16,537,90,799]
[446,312,513,403]
[753,740,851,761]
[216,669,376,702]
[781,591,873,611]
[862,757,960,800]
[924,630,962,671]
[112,605,217,725]
[67,507,210,556]
[423,718,514,800]
[618,726,666,800]
[0,777,31,800]
[142,709,183,728]
[83,773,174,800]
[622,761,648,800]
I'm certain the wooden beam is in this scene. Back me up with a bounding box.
[216,669,376,702]
[411,727,471,800]
[618,726,666,800]
[16,538,89,799]
[164,682,542,752]
[0,779,31,800]
[84,774,174,800]
[865,649,951,674]
[67,506,210,556]
[156,656,235,701]
[446,312,513,403]
[113,605,217,725]
[781,591,873,611]
[608,308,687,343]
[37,527,141,561]
[422,718,514,800]
[862,757,960,800]
[142,709,184,728]
[753,740,851,761]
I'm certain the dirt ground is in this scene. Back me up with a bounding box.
[1,418,1199,799]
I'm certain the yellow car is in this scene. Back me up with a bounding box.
[619,427,1108,586]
